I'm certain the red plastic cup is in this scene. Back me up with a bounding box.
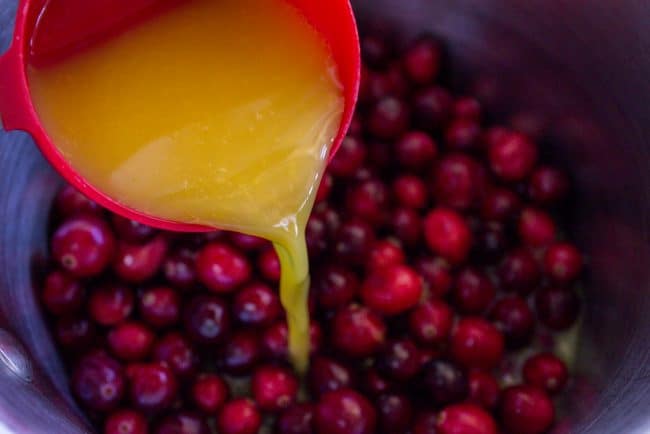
[0,0,360,232]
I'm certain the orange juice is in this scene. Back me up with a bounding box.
[28,0,343,372]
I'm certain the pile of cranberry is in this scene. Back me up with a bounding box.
[40,33,583,434]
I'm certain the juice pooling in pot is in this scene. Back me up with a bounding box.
[28,0,344,372]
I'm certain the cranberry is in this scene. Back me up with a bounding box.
[392,175,428,209]
[366,240,405,271]
[108,321,154,361]
[488,132,538,181]
[262,321,322,360]
[316,172,333,204]
[544,242,583,283]
[276,403,314,434]
[196,243,251,292]
[523,353,568,395]
[395,131,437,171]
[432,154,482,210]
[451,318,504,370]
[361,264,422,315]
[361,367,397,397]
[88,284,134,326]
[468,369,500,409]
[391,207,423,247]
[315,389,376,434]
[229,232,269,251]
[409,299,453,345]
[331,305,386,358]
[154,412,209,434]
[111,215,157,243]
[518,208,557,246]
[412,412,438,434]
[233,282,281,327]
[333,220,376,266]
[490,296,535,349]
[56,315,97,350]
[452,267,496,315]
[104,409,148,434]
[41,270,83,315]
[164,252,196,290]
[346,179,390,225]
[529,166,569,205]
[72,352,125,412]
[482,126,511,148]
[412,86,453,131]
[361,34,391,68]
[217,399,262,434]
[424,208,472,264]
[420,359,468,406]
[480,187,521,222]
[55,185,102,218]
[251,365,298,412]
[218,331,261,376]
[415,256,452,297]
[192,373,229,413]
[445,118,481,152]
[498,248,540,295]
[329,136,367,178]
[453,97,481,121]
[139,286,180,328]
[437,403,497,434]
[152,332,197,378]
[51,215,115,277]
[113,236,167,283]
[183,295,230,344]
[306,213,329,259]
[402,36,441,84]
[308,356,356,397]
[378,339,421,380]
[376,393,414,434]
[499,385,555,434]
[368,97,410,140]
[313,265,359,310]
[535,287,580,330]
[258,247,281,282]
[127,362,178,413]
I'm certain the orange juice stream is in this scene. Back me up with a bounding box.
[28,0,344,372]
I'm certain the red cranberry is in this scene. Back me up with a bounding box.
[361,34,391,68]
[378,339,421,380]
[361,367,397,397]
[127,362,178,413]
[346,179,389,225]
[402,36,441,84]
[308,356,356,397]
[424,208,472,264]
[108,321,154,361]
[437,403,497,434]
[392,175,428,209]
[519,208,557,247]
[365,141,390,171]
[473,221,510,264]
[164,252,196,290]
[361,264,422,316]
[452,267,496,315]
[480,187,521,221]
[453,97,481,121]
[154,412,209,434]
[276,403,314,434]
[306,213,329,259]
[152,332,197,378]
[218,331,261,376]
[544,242,583,283]
[415,256,452,297]
[315,389,376,434]
[105,409,148,434]
[316,172,333,204]
[482,126,511,148]
[412,86,453,131]
[329,136,367,178]
[391,207,423,248]
[183,295,230,344]
[499,385,555,434]
[313,265,359,310]
[409,299,453,345]
[395,131,437,171]
[490,296,535,349]
[331,305,386,358]
[352,165,378,183]
[468,369,500,409]
[192,373,229,413]
[488,132,538,181]
[41,270,83,315]
[376,393,414,434]
[139,286,180,328]
[196,243,251,293]
[51,215,115,277]
[445,118,481,152]
[217,399,262,434]
[111,215,157,243]
[229,232,269,252]
[233,282,281,327]
[529,166,569,205]
[368,97,410,140]
[333,220,376,266]
[113,236,167,283]
[55,185,102,218]
[451,318,504,370]
[412,412,438,434]
[88,284,134,326]
[251,365,298,412]
[262,321,322,361]
[523,353,568,395]
[258,247,281,282]
[72,352,125,412]
[366,240,405,271]
[420,359,468,406]
[535,287,580,331]
[56,315,96,350]
[432,154,482,210]
[498,248,540,295]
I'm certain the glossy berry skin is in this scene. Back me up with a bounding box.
[262,321,322,361]
[258,247,281,282]
[55,185,102,218]
[152,332,197,378]
[191,373,229,413]
[308,356,356,398]
[451,318,504,370]
[113,236,167,283]
[333,220,376,266]
[419,359,468,407]
[329,136,367,178]
[360,264,423,316]
[276,403,315,434]
[409,299,454,345]
[88,284,134,326]
[519,208,557,247]
[490,296,535,349]
[415,256,453,297]
[395,131,437,171]
[361,368,397,397]
[424,208,472,264]
[139,286,181,328]
[445,118,482,152]
[377,339,421,381]
[535,287,580,331]
[432,154,482,210]
[232,282,281,327]
[412,412,438,434]
[412,86,453,131]
[154,412,209,434]
[346,179,390,225]
[196,243,251,293]
[480,187,521,222]
[523,353,569,395]
[437,403,497,434]
[366,240,405,271]
[402,36,441,84]
[313,265,359,310]
[183,295,230,345]
[127,363,178,413]
[393,175,428,209]
[529,166,569,205]
[41,270,84,315]
[111,215,157,244]
[56,315,96,350]
[452,267,496,315]
[163,252,196,290]
[217,398,262,434]
[499,385,555,434]
[306,213,330,259]
[51,215,115,278]
[498,249,541,295]
[72,352,125,412]
[315,389,377,434]
[391,207,423,248]
[108,321,154,361]
[544,242,583,283]
[488,132,538,181]
[218,331,261,376]
[104,409,148,434]
[368,97,410,140]
[376,393,414,434]
[468,369,500,409]
[453,97,481,122]
[251,365,298,412]
[316,172,333,203]
[331,305,386,358]
[229,232,268,252]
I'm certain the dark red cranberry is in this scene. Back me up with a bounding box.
[412,412,438,434]
[409,299,453,345]
[183,295,230,344]
[424,208,472,264]
[445,118,481,152]
[251,365,298,412]
[139,286,180,328]
[432,154,482,210]
[315,389,376,434]
[376,393,414,434]
[331,305,386,358]
[498,248,540,295]
[55,185,102,218]
[316,172,333,204]
[535,287,580,331]
[451,318,504,370]
[490,296,535,349]
[544,242,583,283]
[258,247,281,283]
[392,175,428,209]
[361,34,391,68]
[262,321,322,360]
[306,213,329,259]
[88,284,134,326]
[366,240,405,271]
[233,282,281,327]
[468,369,500,409]
[72,352,125,412]
[276,403,314,434]
[452,267,496,315]
[529,166,569,205]
[367,140,393,170]
[420,359,468,406]
[217,399,262,434]
[111,215,157,243]
[499,385,555,434]
[368,97,410,140]
[152,332,197,378]
[395,131,437,171]
[313,265,359,310]
[127,362,178,413]
[412,86,453,131]
[346,179,389,225]
[480,187,521,222]
[108,321,154,361]
[154,412,209,434]
[218,331,261,376]
[229,232,269,252]
[41,270,84,315]
[523,353,568,395]
[308,356,356,398]
[51,215,115,277]
[329,136,367,178]
[415,256,453,297]
[378,339,421,380]
[402,36,441,84]
[482,126,511,148]
[352,165,378,183]
[391,207,423,248]
[437,403,497,434]
[192,373,229,413]
[113,236,167,283]
[164,252,196,290]
[56,315,97,350]
[333,220,376,266]
[453,97,481,121]
[519,207,557,247]
[473,222,510,265]
[104,409,148,434]
[488,132,538,181]
[196,243,251,293]
[348,114,363,137]
[361,367,397,397]
[361,264,422,316]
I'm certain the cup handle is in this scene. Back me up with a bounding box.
[0,43,28,132]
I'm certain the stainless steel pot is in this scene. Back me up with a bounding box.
[1,0,650,432]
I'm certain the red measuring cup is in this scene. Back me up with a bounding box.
[0,0,360,232]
